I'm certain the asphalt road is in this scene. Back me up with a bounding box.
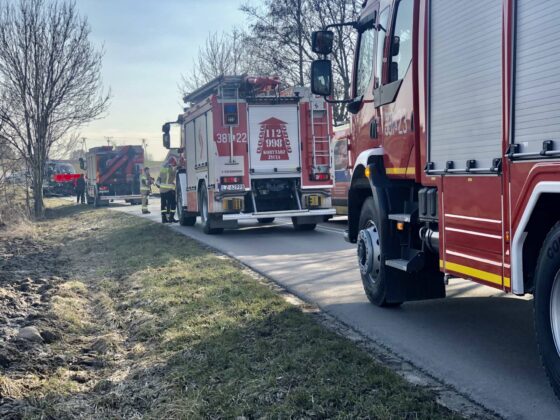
[111,201,560,419]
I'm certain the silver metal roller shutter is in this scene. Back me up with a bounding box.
[514,0,560,155]
[429,0,503,172]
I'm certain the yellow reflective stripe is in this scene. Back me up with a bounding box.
[386,167,416,175]
[159,184,174,188]
[441,260,510,288]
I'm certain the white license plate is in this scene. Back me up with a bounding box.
[221,184,245,192]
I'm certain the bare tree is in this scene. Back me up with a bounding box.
[180,29,249,94]
[241,0,316,87]
[0,0,109,217]
[0,138,25,226]
[311,0,360,123]
[241,0,360,123]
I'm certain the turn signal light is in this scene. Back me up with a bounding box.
[221,176,242,184]
[313,173,330,181]
[396,222,405,231]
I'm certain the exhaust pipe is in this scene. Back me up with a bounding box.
[420,227,439,253]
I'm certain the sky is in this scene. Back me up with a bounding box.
[77,0,246,160]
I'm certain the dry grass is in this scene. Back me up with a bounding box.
[0,199,462,419]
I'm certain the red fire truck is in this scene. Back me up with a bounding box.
[311,0,560,397]
[79,145,144,207]
[162,75,335,234]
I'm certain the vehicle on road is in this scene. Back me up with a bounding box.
[311,0,560,398]
[79,145,144,207]
[43,161,79,197]
[162,75,335,234]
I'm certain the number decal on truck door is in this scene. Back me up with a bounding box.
[215,133,248,144]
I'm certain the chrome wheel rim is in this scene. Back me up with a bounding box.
[357,220,381,285]
[551,271,560,356]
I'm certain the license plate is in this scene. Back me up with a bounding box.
[221,184,245,192]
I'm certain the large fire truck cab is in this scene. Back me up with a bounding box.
[312,0,560,398]
[163,75,335,234]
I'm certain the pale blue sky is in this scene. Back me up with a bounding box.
[78,0,246,159]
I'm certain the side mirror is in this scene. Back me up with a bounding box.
[162,122,171,149]
[347,96,363,115]
[311,60,333,97]
[79,158,85,170]
[312,31,334,55]
[391,35,400,57]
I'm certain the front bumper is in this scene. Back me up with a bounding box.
[100,194,143,201]
[222,208,335,221]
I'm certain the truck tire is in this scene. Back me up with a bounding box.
[93,188,103,208]
[257,218,275,224]
[176,182,196,227]
[199,185,223,235]
[534,221,560,399]
[291,219,317,231]
[357,197,403,307]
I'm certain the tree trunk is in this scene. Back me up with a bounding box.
[32,164,44,218]
[297,0,304,86]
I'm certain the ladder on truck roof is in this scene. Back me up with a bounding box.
[310,96,330,173]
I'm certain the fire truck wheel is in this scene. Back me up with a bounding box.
[534,221,560,399]
[176,182,196,226]
[199,185,223,235]
[291,219,317,231]
[257,218,275,224]
[357,197,403,307]
[93,189,103,208]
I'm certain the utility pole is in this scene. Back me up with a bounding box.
[81,137,87,155]
[105,136,113,147]
[141,138,149,161]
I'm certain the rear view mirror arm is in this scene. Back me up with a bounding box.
[325,21,358,32]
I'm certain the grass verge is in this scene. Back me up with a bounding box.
[1,199,461,419]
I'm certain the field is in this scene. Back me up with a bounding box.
[0,199,460,418]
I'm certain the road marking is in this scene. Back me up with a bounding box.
[317,225,346,236]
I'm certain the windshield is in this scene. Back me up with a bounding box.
[48,163,76,174]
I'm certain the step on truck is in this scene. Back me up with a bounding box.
[79,145,144,207]
[311,0,560,398]
[162,75,335,234]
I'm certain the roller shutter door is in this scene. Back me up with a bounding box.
[514,0,560,154]
[429,0,503,172]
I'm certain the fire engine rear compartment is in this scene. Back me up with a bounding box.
[176,75,335,228]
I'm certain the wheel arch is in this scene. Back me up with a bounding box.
[348,149,385,242]
[512,182,560,295]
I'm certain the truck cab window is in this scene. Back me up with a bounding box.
[355,27,376,98]
[389,0,413,83]
[375,8,389,88]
